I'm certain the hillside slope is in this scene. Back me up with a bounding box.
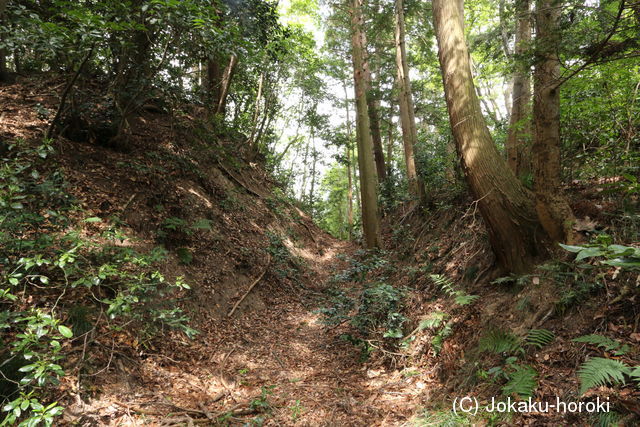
[1,76,383,425]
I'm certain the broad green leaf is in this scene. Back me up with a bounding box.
[576,247,605,261]
[58,325,73,338]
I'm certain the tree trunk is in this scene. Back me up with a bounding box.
[0,0,6,81]
[395,0,425,202]
[433,0,543,273]
[248,72,264,148]
[359,30,387,183]
[344,82,354,240]
[386,105,394,177]
[300,133,310,201]
[532,0,575,243]
[309,134,317,215]
[351,0,382,249]
[207,58,223,112]
[506,0,532,179]
[215,54,238,116]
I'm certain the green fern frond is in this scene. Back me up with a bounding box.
[455,294,479,305]
[526,329,555,349]
[502,364,537,398]
[418,311,448,330]
[573,334,630,356]
[577,357,630,394]
[627,365,640,380]
[430,274,456,296]
[479,329,523,355]
[430,274,478,306]
[594,410,622,427]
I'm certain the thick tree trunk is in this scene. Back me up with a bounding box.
[351,0,382,249]
[506,0,533,179]
[207,58,223,111]
[433,0,543,273]
[395,0,425,202]
[359,33,387,183]
[533,0,575,243]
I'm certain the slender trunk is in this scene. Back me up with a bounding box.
[248,72,264,148]
[360,30,387,183]
[351,0,382,249]
[506,0,532,178]
[395,0,425,202]
[386,105,394,177]
[433,0,543,273]
[215,54,238,115]
[0,0,6,80]
[300,135,310,201]
[532,0,575,243]
[309,134,317,215]
[344,82,354,240]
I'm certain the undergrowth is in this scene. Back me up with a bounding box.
[0,140,197,425]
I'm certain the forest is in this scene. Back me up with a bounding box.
[0,0,639,425]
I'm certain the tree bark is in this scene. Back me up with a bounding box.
[433,0,543,273]
[215,54,238,116]
[207,58,224,112]
[532,0,575,243]
[0,0,7,82]
[344,82,354,240]
[506,0,533,179]
[395,0,425,202]
[351,0,382,249]
[309,133,317,215]
[359,30,387,183]
[248,72,264,148]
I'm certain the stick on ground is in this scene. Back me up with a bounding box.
[227,255,271,317]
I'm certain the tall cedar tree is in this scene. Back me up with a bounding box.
[394,0,425,203]
[432,0,544,273]
[506,0,532,178]
[532,0,575,243]
[350,0,382,248]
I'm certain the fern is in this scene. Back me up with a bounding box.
[430,274,478,306]
[573,334,630,356]
[479,329,523,355]
[526,329,555,349]
[431,274,456,296]
[502,364,537,398]
[417,311,448,330]
[594,411,622,427]
[628,365,640,381]
[577,357,629,394]
[454,294,479,305]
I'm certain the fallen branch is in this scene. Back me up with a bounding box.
[227,255,271,317]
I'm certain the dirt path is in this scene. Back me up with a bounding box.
[68,238,425,426]
[204,238,423,426]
